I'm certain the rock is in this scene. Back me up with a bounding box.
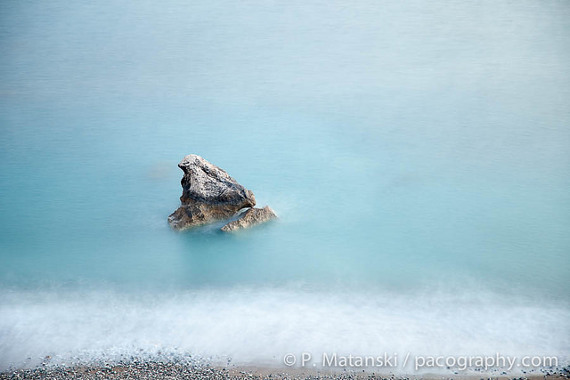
[221,206,277,232]
[168,154,256,230]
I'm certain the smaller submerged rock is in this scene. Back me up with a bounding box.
[221,206,277,232]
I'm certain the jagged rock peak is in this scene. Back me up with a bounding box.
[168,154,256,230]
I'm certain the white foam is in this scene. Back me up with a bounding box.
[0,286,568,373]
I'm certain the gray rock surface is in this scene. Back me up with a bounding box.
[168,155,256,230]
[221,206,277,232]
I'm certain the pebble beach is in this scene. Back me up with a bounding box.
[1,362,569,380]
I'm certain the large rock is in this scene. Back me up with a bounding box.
[168,154,256,230]
[221,206,277,232]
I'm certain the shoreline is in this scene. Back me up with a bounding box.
[1,362,568,380]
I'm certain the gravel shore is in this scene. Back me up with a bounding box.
[1,362,568,380]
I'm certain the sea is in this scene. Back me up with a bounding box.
[0,0,569,373]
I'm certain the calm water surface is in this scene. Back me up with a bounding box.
[1,0,569,371]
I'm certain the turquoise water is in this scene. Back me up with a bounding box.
[1,0,569,371]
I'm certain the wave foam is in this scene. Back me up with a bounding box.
[0,287,568,372]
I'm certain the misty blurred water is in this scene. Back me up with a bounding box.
[1,0,569,371]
